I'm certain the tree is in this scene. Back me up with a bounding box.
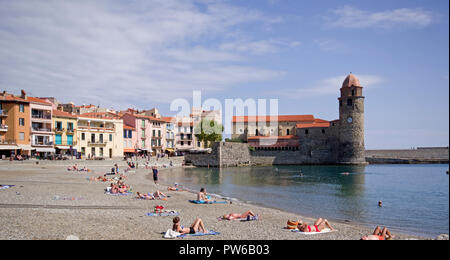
[194,119,224,148]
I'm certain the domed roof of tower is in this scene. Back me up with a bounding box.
[342,73,361,88]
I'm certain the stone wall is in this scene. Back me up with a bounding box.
[366,148,449,164]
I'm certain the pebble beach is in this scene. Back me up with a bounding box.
[0,159,432,240]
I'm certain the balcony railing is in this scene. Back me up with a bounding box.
[54,127,65,132]
[0,139,16,145]
[33,141,54,146]
[55,141,77,146]
[32,128,52,132]
[0,110,8,117]
[32,115,52,120]
[88,141,107,146]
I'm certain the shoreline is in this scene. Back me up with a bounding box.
[0,160,444,240]
[154,167,442,239]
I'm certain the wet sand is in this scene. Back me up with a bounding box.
[0,160,428,240]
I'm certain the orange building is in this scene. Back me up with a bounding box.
[0,90,32,158]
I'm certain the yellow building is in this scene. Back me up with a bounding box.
[52,109,77,156]
[76,113,124,159]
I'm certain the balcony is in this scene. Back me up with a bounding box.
[0,110,8,117]
[33,141,54,147]
[31,127,52,133]
[0,139,16,145]
[31,115,52,120]
[66,128,75,134]
[0,124,8,132]
[88,141,107,147]
[54,127,65,133]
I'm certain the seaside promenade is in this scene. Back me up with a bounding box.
[0,159,436,240]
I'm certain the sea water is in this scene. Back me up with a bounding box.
[161,164,449,238]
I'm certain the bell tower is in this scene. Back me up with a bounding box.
[338,73,366,164]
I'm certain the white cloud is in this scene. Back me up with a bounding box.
[278,74,384,98]
[0,0,287,109]
[326,6,434,29]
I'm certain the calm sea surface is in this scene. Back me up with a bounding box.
[161,164,449,238]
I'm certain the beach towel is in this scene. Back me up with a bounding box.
[146,211,180,217]
[0,185,15,190]
[189,200,228,204]
[179,230,220,238]
[53,196,83,201]
[291,228,336,235]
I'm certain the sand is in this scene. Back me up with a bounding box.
[0,159,429,240]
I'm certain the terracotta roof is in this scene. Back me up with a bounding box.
[232,115,315,123]
[162,117,175,123]
[296,119,330,129]
[79,112,121,120]
[27,96,52,106]
[133,113,166,123]
[52,109,77,119]
[342,73,361,88]
[0,93,28,103]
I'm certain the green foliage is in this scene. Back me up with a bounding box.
[194,119,224,148]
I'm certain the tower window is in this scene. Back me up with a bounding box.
[286,129,290,135]
[351,89,355,96]
[322,129,326,134]
[305,129,309,135]
[347,99,353,106]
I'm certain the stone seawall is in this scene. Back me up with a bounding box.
[185,143,449,167]
[365,148,449,164]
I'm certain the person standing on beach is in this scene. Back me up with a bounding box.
[152,166,159,185]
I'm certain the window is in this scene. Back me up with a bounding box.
[158,139,161,146]
[67,135,73,145]
[99,148,103,157]
[109,134,112,142]
[55,134,62,145]
[124,130,127,138]
[188,141,191,146]
[322,129,326,134]
[347,99,353,106]
[81,133,85,141]
[305,129,309,135]
[128,130,132,138]
[158,130,161,137]
[351,89,355,96]
[91,134,95,143]
[81,147,85,156]
[91,147,96,156]
[141,120,145,128]
[287,129,290,135]
[67,122,73,131]
[19,132,25,140]
[181,141,184,146]
[153,130,156,137]
[99,134,103,143]
[56,121,62,130]
[19,104,24,113]
[19,118,25,126]
[142,140,145,147]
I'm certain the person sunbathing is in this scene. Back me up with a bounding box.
[172,217,207,235]
[153,190,167,199]
[298,218,335,233]
[197,188,211,202]
[361,226,394,240]
[222,210,256,220]
[136,192,154,200]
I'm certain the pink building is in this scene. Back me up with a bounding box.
[122,112,166,156]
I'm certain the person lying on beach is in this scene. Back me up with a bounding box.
[297,218,335,233]
[361,226,394,240]
[90,175,109,182]
[153,190,168,199]
[172,217,207,235]
[168,183,184,191]
[221,210,256,220]
[136,192,154,200]
[67,164,79,171]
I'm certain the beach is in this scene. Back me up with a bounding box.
[0,159,431,240]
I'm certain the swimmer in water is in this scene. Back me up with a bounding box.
[378,201,383,207]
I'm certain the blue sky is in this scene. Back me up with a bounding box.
[0,0,448,149]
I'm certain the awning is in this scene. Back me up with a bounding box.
[124,148,136,153]
[166,148,175,152]
[35,148,56,153]
[16,145,35,151]
[138,148,153,152]
[0,145,18,150]
[56,146,71,150]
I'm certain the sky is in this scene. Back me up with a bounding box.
[0,0,448,149]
